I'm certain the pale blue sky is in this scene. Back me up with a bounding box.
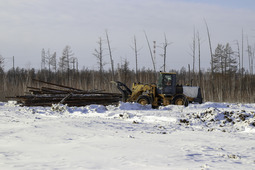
[0,0,254,71]
[181,0,255,10]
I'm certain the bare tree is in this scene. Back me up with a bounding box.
[242,29,244,76]
[93,37,104,74]
[192,29,196,74]
[247,38,254,74]
[153,40,156,70]
[44,49,57,72]
[93,37,105,88]
[134,36,138,81]
[130,35,143,82]
[159,34,171,72]
[197,31,202,84]
[51,52,57,72]
[248,45,253,74]
[204,19,214,75]
[58,54,66,73]
[41,48,46,70]
[105,30,114,80]
[45,49,51,72]
[0,54,4,72]
[12,56,15,72]
[61,45,74,71]
[118,59,130,85]
[234,40,241,73]
[70,57,78,71]
[188,29,196,81]
[204,19,215,100]
[59,45,74,84]
[144,31,156,73]
[234,40,242,101]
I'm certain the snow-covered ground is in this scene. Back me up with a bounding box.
[0,101,255,170]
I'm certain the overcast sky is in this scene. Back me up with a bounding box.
[0,0,255,71]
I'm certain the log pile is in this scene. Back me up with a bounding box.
[7,79,121,107]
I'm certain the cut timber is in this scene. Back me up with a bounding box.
[32,79,84,92]
[59,93,73,104]
[7,79,122,107]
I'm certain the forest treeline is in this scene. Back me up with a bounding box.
[0,66,254,103]
[0,28,254,104]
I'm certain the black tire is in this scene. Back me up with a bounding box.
[172,95,188,107]
[198,98,203,104]
[136,96,151,105]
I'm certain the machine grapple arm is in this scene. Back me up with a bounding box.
[111,81,132,102]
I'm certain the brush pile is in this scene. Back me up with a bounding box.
[8,79,121,107]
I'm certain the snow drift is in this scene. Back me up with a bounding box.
[0,101,255,169]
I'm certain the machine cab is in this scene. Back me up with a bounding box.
[157,72,176,95]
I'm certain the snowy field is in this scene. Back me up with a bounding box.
[0,101,255,170]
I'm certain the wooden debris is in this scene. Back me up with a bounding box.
[7,80,121,107]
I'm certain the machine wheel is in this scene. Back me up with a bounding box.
[172,95,188,107]
[137,96,151,105]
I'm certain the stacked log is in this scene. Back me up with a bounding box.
[7,79,121,107]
